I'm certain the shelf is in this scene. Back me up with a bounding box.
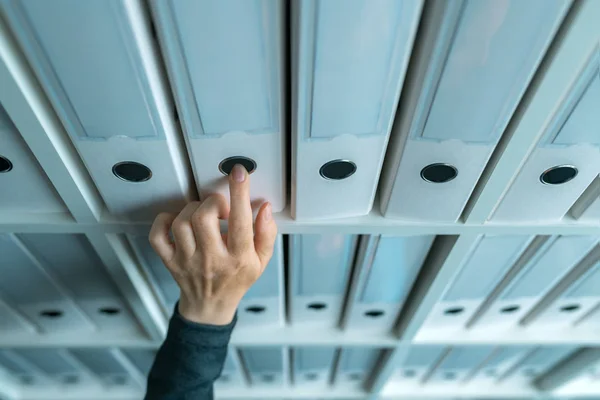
[0,0,598,399]
[1,207,598,235]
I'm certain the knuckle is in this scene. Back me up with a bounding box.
[171,218,191,234]
[192,215,213,233]
[205,193,226,205]
[191,208,209,224]
[150,214,170,233]
[148,234,160,247]
[241,265,262,284]
[164,261,180,274]
[153,212,170,223]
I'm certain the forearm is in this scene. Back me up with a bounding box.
[145,304,236,400]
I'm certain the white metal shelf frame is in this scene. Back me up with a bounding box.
[0,0,598,399]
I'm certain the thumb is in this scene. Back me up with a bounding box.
[254,202,278,267]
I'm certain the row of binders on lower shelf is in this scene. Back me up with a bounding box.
[132,233,600,338]
[225,345,600,393]
[218,346,383,389]
[417,235,600,340]
[0,348,155,390]
[1,0,599,223]
[1,345,599,394]
[383,345,600,395]
[0,233,148,339]
[0,232,598,342]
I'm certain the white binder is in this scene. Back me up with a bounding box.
[128,234,179,314]
[468,346,531,384]
[292,347,335,388]
[345,235,434,333]
[336,347,381,388]
[387,346,446,384]
[0,233,145,336]
[2,0,193,220]
[239,347,286,387]
[379,0,569,222]
[6,349,95,387]
[490,2,600,222]
[534,348,600,392]
[288,234,357,327]
[0,104,66,214]
[122,349,156,378]
[421,235,533,333]
[0,349,52,387]
[473,236,599,329]
[291,0,422,219]
[130,235,285,327]
[578,306,600,329]
[570,177,600,223]
[215,350,246,389]
[426,346,494,384]
[500,347,575,385]
[525,246,600,328]
[0,348,146,389]
[150,0,286,212]
[69,349,139,388]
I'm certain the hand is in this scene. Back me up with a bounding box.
[149,164,278,325]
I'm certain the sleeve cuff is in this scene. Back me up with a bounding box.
[166,302,237,348]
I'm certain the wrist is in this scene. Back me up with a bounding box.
[178,296,238,326]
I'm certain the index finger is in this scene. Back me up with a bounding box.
[227,164,254,254]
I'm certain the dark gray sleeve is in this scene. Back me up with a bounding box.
[144,304,236,400]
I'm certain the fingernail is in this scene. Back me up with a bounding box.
[263,203,272,221]
[232,164,246,183]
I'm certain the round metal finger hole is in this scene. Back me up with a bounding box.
[444,307,464,315]
[540,165,578,185]
[219,156,257,176]
[305,373,318,381]
[307,302,327,311]
[348,373,362,381]
[0,156,13,173]
[364,309,385,318]
[245,305,266,314]
[319,159,357,180]
[112,161,152,182]
[40,309,63,318]
[500,305,520,314]
[444,372,456,380]
[99,307,121,316]
[420,163,458,183]
[403,369,416,378]
[560,304,580,312]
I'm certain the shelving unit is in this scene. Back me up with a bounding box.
[0,0,599,399]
